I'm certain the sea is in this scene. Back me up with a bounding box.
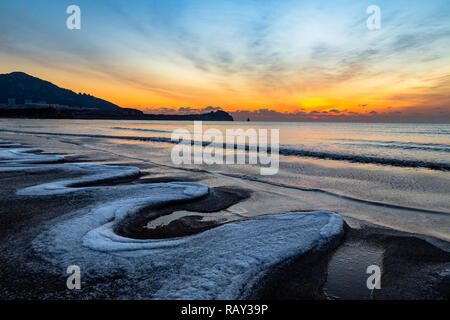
[1,119,449,240]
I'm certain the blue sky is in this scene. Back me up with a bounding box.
[1,0,449,121]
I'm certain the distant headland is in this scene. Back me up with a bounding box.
[0,72,233,121]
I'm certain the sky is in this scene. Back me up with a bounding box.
[1,0,450,122]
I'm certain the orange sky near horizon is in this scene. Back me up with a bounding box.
[7,63,446,118]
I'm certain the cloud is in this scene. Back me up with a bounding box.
[1,0,449,122]
[143,104,450,123]
[144,106,223,115]
[230,107,450,123]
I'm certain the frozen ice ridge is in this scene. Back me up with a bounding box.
[1,140,345,299]
[0,147,63,164]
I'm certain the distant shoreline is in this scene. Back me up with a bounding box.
[1,72,235,121]
[0,107,234,121]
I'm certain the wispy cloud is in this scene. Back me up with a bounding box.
[0,0,449,121]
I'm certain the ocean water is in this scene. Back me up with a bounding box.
[1,119,449,239]
[2,120,448,169]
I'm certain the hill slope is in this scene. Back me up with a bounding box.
[0,72,233,121]
[0,72,121,110]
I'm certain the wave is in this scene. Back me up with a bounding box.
[213,172,450,216]
[339,142,450,153]
[397,130,450,135]
[277,147,450,171]
[1,129,448,171]
[109,127,172,134]
[322,138,450,151]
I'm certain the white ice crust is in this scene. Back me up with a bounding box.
[0,147,63,164]
[1,140,344,299]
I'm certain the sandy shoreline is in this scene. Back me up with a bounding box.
[0,134,449,300]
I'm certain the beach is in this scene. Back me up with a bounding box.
[0,119,449,299]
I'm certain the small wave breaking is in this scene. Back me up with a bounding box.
[1,129,448,171]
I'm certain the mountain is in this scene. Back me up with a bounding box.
[0,72,234,121]
[0,72,121,111]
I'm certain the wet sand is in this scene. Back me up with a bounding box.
[0,133,449,300]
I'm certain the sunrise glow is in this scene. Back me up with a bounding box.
[1,0,449,121]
